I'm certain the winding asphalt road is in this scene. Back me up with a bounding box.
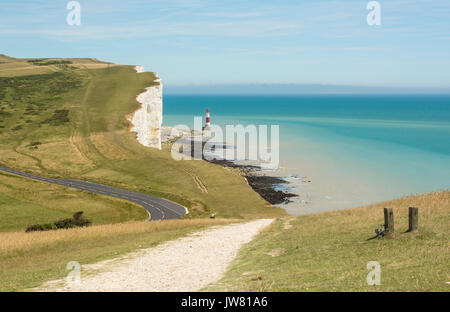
[0,166,187,221]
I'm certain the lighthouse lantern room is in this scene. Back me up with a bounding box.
[203,108,211,131]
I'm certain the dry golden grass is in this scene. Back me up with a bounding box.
[0,218,236,255]
[319,190,449,219]
[90,132,135,160]
[0,56,115,77]
[206,191,449,292]
[0,149,43,173]
[0,218,237,291]
[307,191,450,237]
[0,63,55,77]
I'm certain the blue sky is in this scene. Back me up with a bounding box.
[1,0,450,88]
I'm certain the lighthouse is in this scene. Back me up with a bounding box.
[203,108,211,130]
[202,108,211,136]
[205,108,211,127]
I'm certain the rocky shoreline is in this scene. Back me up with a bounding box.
[208,159,298,205]
[128,69,298,208]
[160,129,298,206]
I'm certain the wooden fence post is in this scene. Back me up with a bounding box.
[384,208,394,235]
[408,207,419,232]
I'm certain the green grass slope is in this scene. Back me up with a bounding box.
[0,171,147,232]
[205,191,449,292]
[0,55,284,230]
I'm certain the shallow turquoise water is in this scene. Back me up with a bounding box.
[163,94,450,214]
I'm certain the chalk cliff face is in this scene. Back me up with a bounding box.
[134,65,145,73]
[130,68,163,150]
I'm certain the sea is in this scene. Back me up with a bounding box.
[162,94,450,215]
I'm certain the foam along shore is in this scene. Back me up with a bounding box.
[130,66,163,149]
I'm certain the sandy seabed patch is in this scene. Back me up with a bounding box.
[36,219,274,292]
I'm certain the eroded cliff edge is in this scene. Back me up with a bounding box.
[130,66,163,150]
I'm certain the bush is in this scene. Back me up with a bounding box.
[54,217,91,229]
[25,211,91,232]
[27,59,73,66]
[41,109,70,126]
[26,223,57,232]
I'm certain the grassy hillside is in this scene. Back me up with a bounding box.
[205,191,449,292]
[0,54,114,77]
[0,54,283,291]
[0,218,236,291]
[0,171,147,232]
[0,55,284,231]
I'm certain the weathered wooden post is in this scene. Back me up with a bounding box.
[384,208,394,235]
[408,207,419,232]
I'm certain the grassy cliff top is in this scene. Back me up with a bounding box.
[0,55,284,232]
[0,54,115,77]
[0,54,284,291]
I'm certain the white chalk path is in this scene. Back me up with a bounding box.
[37,219,274,292]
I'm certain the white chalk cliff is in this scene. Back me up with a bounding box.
[130,66,163,150]
[134,65,145,73]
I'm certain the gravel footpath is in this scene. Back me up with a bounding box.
[38,219,274,292]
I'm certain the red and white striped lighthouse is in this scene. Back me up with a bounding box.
[205,108,211,127]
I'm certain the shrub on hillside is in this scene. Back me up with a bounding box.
[25,223,57,232]
[40,109,70,126]
[54,216,91,229]
[25,211,91,232]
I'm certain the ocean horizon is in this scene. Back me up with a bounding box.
[163,94,450,215]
